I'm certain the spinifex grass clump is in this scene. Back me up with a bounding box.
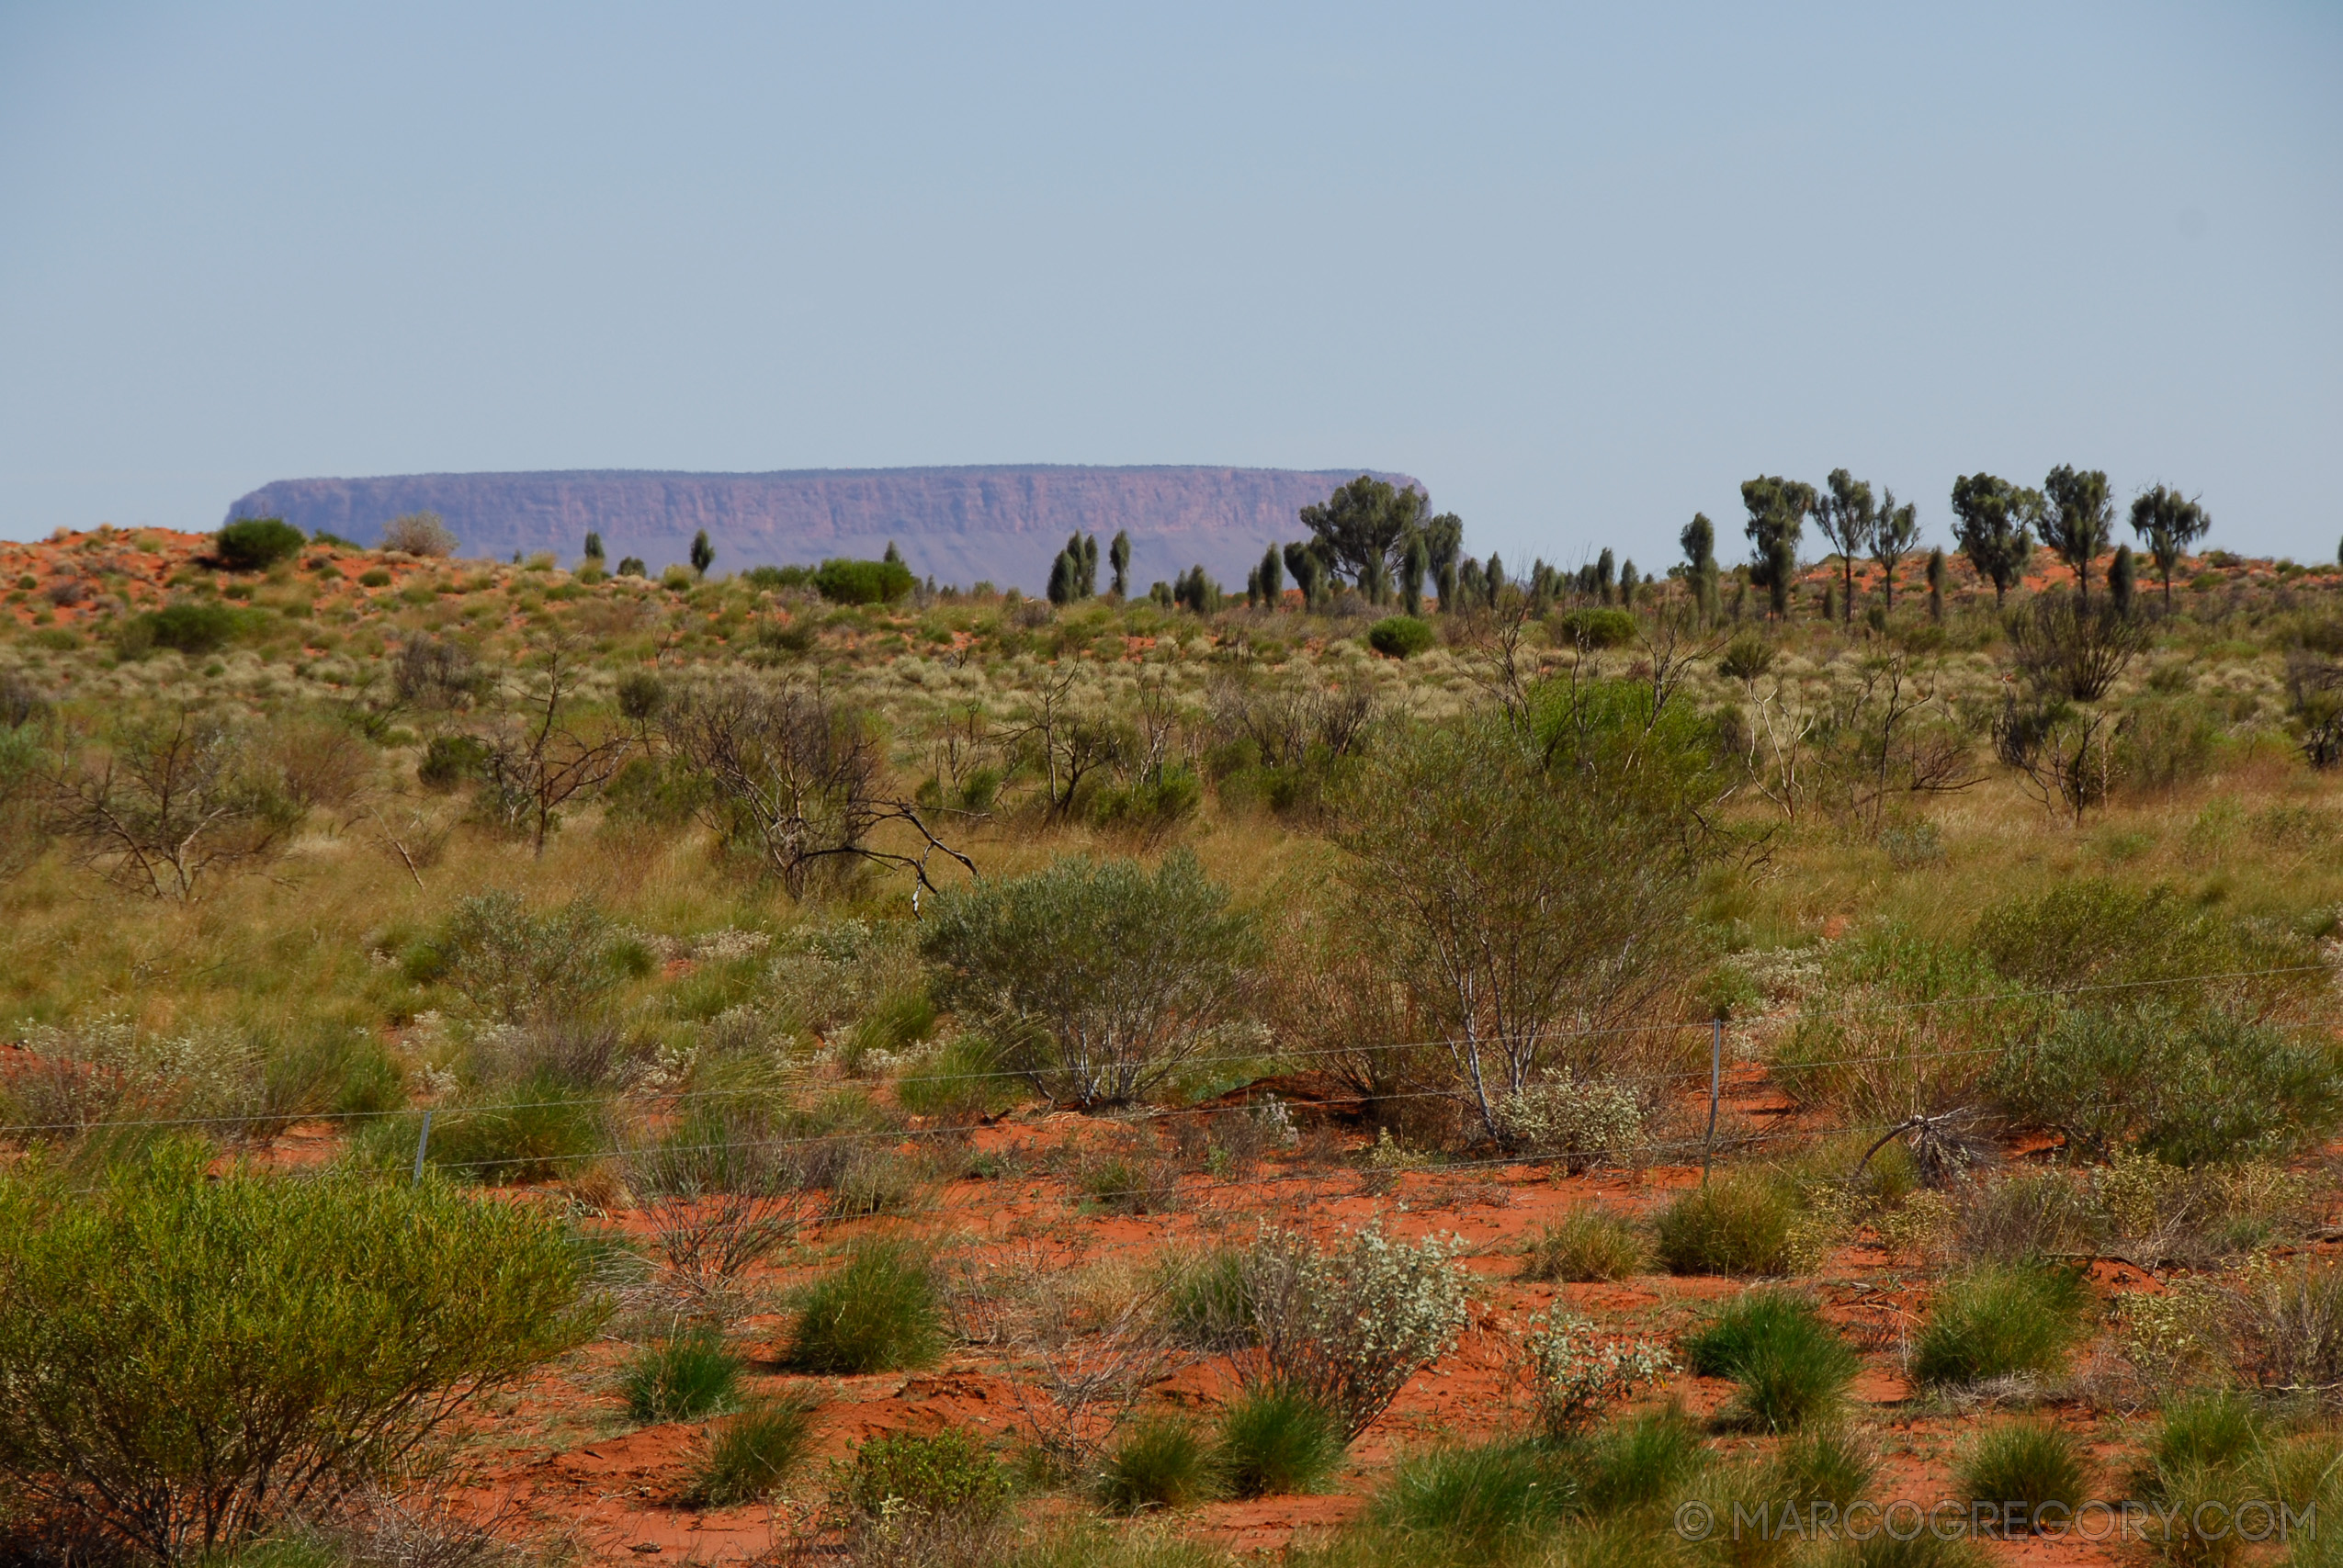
[1910,1263,2092,1388]
[1160,1245,1255,1351]
[1368,1439,1575,1555]
[1214,1388,1344,1499]
[1773,1426,1878,1510]
[787,1239,942,1374]
[0,1142,602,1562]
[623,1326,742,1422]
[1952,1420,2088,1532]
[1655,1174,1799,1276]
[1569,1406,1708,1516]
[1096,1416,1217,1515]
[689,1397,817,1505]
[1681,1289,1858,1431]
[1520,1206,1646,1283]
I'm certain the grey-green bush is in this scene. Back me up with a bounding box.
[1987,1003,2342,1167]
[833,1427,1010,1522]
[922,850,1261,1107]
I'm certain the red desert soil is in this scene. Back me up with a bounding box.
[393,1074,2343,1567]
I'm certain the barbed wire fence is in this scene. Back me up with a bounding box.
[4,960,2334,1222]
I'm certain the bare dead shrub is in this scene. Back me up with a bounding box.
[393,636,487,709]
[661,673,971,900]
[379,512,458,558]
[2218,1254,2343,1404]
[266,717,372,811]
[49,710,301,899]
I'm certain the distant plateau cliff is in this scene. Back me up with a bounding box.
[224,465,1421,592]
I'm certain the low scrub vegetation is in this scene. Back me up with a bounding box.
[787,1239,943,1373]
[2,509,2342,1562]
[1911,1263,2094,1388]
[1681,1289,1858,1431]
[0,1144,602,1560]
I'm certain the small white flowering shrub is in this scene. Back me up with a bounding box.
[1520,1312,1675,1438]
[6,1015,266,1142]
[1237,1223,1471,1438]
[1496,1071,1644,1171]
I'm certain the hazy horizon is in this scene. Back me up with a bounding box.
[4,3,2337,567]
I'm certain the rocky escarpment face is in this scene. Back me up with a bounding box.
[224,465,1423,592]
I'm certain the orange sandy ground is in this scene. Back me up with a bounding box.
[241,1071,2332,1568]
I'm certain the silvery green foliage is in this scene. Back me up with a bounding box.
[1496,1071,1643,1171]
[1238,1223,1471,1438]
[6,1015,265,1142]
[1522,1311,1675,1438]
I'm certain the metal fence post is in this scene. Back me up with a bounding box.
[1702,1019,1721,1184]
[412,1108,433,1184]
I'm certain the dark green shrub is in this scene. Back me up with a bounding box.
[1086,764,1204,831]
[125,602,253,656]
[1717,632,1774,682]
[1654,1175,1798,1276]
[1987,1003,2342,1166]
[0,1143,602,1561]
[689,1398,816,1504]
[743,564,816,591]
[1952,1420,2088,1532]
[1572,1406,1706,1515]
[813,557,916,605]
[1555,607,1638,649]
[1214,1388,1344,1499]
[417,734,489,790]
[623,1326,742,1423]
[1682,1290,1856,1431]
[357,567,391,587]
[833,1427,1009,1522]
[1369,1439,1573,1553]
[1521,1206,1646,1282]
[788,1240,941,1373]
[1366,616,1436,659]
[215,518,305,571]
[1911,1264,2092,1388]
[1096,1416,1217,1514]
[602,754,707,826]
[1971,879,2312,997]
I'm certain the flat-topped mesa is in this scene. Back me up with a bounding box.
[224,465,1423,593]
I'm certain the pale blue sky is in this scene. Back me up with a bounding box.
[3,2,2337,567]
